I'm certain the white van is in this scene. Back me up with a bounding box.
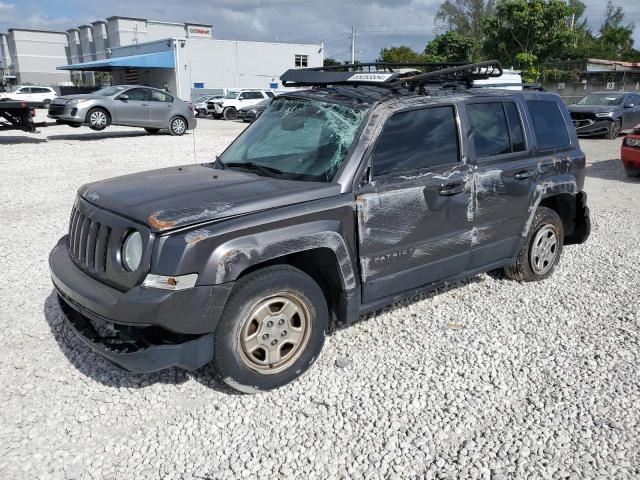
[473,69,523,90]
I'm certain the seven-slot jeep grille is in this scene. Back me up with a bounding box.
[68,205,111,273]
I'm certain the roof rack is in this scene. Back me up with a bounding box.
[280,60,503,90]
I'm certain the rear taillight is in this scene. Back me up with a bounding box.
[30,109,36,117]
[187,103,194,112]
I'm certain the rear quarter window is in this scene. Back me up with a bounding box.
[526,100,571,150]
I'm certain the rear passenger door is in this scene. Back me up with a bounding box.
[356,105,472,303]
[464,99,538,268]
[148,89,174,126]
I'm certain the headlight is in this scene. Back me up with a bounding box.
[624,137,640,147]
[142,273,198,290]
[121,231,143,271]
[595,112,614,118]
[66,99,88,106]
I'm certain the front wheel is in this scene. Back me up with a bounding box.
[86,108,109,131]
[504,207,564,282]
[608,120,621,139]
[196,108,208,118]
[213,266,328,393]
[169,116,187,136]
[223,107,238,121]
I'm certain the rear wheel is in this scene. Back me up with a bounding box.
[504,207,564,282]
[144,127,160,134]
[608,119,621,139]
[213,266,328,393]
[86,108,110,131]
[169,116,187,136]
[223,107,238,121]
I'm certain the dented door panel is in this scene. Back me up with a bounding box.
[357,166,472,303]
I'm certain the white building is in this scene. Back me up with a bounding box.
[1,16,323,97]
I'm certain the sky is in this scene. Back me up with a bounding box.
[1,0,640,62]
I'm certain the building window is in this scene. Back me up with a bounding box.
[295,54,308,67]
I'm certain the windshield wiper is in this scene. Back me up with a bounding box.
[224,161,283,176]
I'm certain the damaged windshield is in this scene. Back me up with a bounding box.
[218,97,368,182]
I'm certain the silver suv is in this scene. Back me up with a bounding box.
[48,85,197,136]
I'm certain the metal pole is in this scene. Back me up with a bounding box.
[350,26,356,64]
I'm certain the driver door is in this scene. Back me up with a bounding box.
[114,88,150,125]
[356,105,472,303]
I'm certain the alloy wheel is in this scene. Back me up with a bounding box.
[172,118,186,134]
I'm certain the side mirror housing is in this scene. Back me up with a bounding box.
[624,103,634,108]
[118,94,129,101]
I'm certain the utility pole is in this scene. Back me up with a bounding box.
[350,26,356,64]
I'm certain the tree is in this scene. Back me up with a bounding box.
[435,0,495,57]
[424,31,477,62]
[323,58,341,67]
[593,1,638,60]
[483,0,579,68]
[378,46,429,64]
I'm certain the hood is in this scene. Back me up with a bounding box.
[568,104,620,114]
[79,164,341,232]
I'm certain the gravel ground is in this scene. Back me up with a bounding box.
[1,113,639,479]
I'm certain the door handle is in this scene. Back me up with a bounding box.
[438,182,464,196]
[142,103,149,106]
[513,170,535,180]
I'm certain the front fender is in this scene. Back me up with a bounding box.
[203,220,357,289]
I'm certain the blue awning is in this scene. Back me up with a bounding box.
[58,50,175,71]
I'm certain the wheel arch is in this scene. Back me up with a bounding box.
[539,191,589,244]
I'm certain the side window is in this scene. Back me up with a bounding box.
[238,92,248,100]
[504,102,526,153]
[123,88,149,101]
[371,106,459,177]
[526,100,571,150]
[150,90,172,102]
[467,103,511,157]
[265,91,275,98]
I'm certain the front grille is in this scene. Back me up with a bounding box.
[68,205,111,273]
[573,119,594,128]
[48,105,66,116]
[570,111,595,121]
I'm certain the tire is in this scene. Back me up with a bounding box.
[145,127,160,134]
[504,206,564,282]
[169,116,187,136]
[608,119,621,139]
[213,265,328,393]
[196,108,208,118]
[223,107,238,121]
[86,108,110,131]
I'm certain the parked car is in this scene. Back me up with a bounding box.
[49,61,590,393]
[193,95,222,118]
[211,89,275,120]
[568,91,640,139]
[0,85,57,107]
[47,85,196,135]
[237,98,270,122]
[621,125,640,177]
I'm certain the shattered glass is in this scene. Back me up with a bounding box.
[219,97,367,182]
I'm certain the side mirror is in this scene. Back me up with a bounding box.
[118,94,129,102]
[624,103,634,108]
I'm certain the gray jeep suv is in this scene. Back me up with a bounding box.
[49,61,590,393]
[48,85,197,136]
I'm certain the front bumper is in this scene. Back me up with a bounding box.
[572,118,614,137]
[621,144,640,173]
[49,236,233,372]
[48,103,89,123]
